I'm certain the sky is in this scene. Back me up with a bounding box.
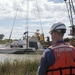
[0,0,75,40]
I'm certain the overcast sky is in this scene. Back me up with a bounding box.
[0,0,75,40]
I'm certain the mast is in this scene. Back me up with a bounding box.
[26,0,29,50]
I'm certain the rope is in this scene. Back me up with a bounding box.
[9,1,20,39]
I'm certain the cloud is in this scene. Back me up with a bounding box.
[0,0,74,39]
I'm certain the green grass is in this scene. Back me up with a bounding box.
[0,59,40,75]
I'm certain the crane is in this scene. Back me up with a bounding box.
[64,0,75,46]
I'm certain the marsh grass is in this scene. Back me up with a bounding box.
[0,59,40,75]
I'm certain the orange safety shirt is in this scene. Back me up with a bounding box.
[47,43,75,75]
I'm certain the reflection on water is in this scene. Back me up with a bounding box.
[0,54,41,63]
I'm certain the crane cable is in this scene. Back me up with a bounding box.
[64,0,71,25]
[71,0,75,14]
[35,0,43,34]
[64,0,74,26]
[69,0,74,26]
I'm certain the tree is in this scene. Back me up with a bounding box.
[0,34,4,41]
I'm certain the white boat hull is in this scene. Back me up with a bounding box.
[0,48,25,54]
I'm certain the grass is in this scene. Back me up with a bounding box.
[0,59,40,75]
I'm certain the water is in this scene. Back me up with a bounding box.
[0,54,41,63]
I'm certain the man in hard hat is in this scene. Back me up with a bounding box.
[38,22,75,75]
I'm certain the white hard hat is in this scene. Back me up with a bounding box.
[50,22,66,33]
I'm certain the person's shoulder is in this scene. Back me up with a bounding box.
[67,44,75,48]
[42,48,53,58]
[44,47,52,52]
[65,44,75,51]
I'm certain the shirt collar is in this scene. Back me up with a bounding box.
[54,40,64,45]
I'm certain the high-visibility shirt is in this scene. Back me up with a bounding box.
[47,43,75,75]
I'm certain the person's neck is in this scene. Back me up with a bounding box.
[52,38,63,44]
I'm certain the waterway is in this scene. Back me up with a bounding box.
[0,53,41,63]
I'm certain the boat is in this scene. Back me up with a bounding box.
[0,47,25,54]
[0,32,44,54]
[0,0,46,54]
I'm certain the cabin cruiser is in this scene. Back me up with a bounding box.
[0,36,44,54]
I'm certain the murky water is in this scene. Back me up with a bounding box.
[0,54,41,63]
